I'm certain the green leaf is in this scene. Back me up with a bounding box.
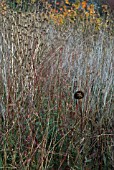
[0,155,3,168]
[103,155,106,166]
[85,156,92,163]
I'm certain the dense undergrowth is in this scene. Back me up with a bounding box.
[0,0,114,169]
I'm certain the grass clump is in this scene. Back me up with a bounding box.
[0,1,114,169]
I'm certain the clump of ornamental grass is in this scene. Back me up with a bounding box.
[0,2,113,169]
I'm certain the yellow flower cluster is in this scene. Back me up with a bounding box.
[1,0,109,30]
[47,0,108,30]
[50,13,65,25]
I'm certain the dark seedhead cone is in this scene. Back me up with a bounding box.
[74,90,84,99]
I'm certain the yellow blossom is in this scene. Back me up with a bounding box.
[72,3,80,10]
[81,1,87,9]
[65,0,70,5]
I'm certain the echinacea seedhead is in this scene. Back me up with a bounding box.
[74,90,84,99]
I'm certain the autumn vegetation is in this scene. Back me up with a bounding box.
[0,0,114,169]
